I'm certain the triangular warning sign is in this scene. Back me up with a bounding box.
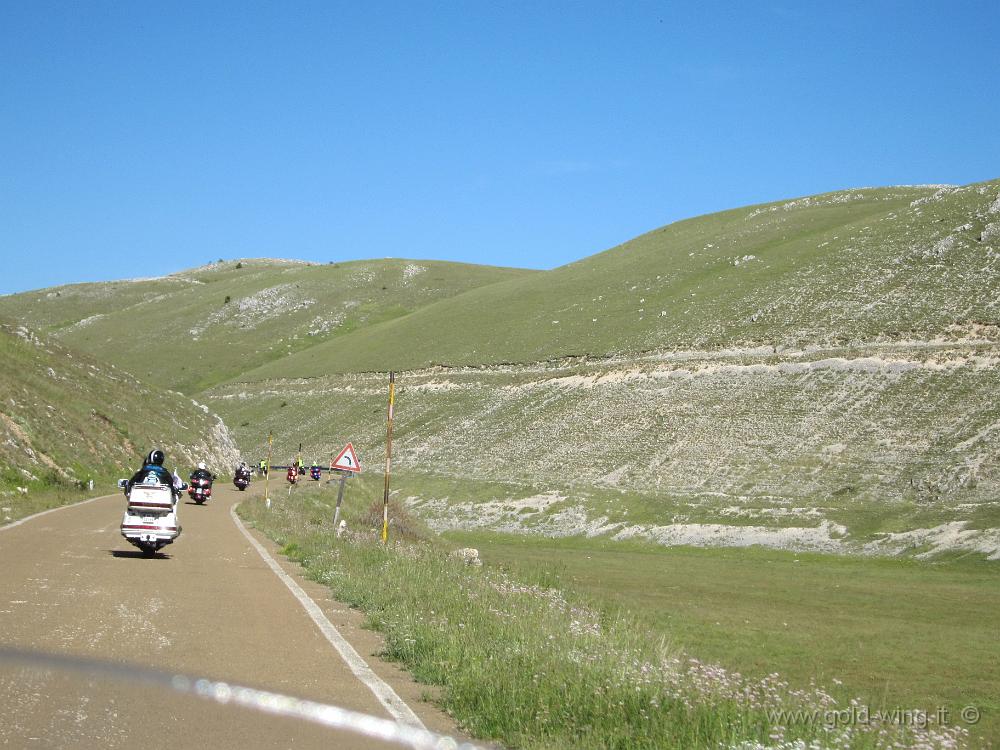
[331,442,362,473]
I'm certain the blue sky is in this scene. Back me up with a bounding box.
[1,1,998,295]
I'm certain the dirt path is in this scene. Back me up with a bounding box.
[0,483,466,749]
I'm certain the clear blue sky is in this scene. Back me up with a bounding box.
[1,1,998,295]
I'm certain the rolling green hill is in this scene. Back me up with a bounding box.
[240,181,1000,378]
[0,322,240,522]
[0,258,535,393]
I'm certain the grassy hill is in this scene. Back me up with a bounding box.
[0,322,240,522]
[240,181,1000,377]
[0,258,535,393]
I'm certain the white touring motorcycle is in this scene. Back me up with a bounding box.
[118,475,184,555]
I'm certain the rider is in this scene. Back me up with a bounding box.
[258,459,267,476]
[190,462,215,484]
[128,449,183,499]
[235,461,251,480]
[286,464,297,484]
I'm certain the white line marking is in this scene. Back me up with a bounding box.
[229,504,426,729]
[0,494,113,533]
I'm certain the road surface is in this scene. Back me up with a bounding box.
[0,483,466,749]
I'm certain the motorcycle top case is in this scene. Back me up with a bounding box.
[127,484,174,512]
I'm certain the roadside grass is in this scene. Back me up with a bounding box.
[443,530,1000,745]
[0,468,121,524]
[237,482,975,749]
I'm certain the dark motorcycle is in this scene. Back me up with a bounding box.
[233,470,251,491]
[187,475,213,504]
[309,465,322,481]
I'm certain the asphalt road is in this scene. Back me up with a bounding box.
[0,483,465,749]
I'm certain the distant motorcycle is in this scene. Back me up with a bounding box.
[309,465,322,481]
[188,474,213,504]
[286,466,297,485]
[233,468,251,491]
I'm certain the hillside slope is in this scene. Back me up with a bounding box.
[0,322,240,522]
[0,258,535,393]
[240,181,1000,378]
[205,337,1000,557]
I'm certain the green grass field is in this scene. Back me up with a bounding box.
[236,476,993,747]
[442,530,1000,743]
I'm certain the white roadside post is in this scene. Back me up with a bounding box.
[264,432,273,509]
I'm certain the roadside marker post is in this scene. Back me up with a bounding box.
[331,470,353,533]
[264,432,273,509]
[382,372,395,544]
[330,442,362,534]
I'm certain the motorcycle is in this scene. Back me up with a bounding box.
[309,465,322,481]
[233,470,251,491]
[286,466,297,485]
[188,475,213,504]
[119,475,184,555]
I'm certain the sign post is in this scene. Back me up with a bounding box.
[330,443,362,533]
[264,432,273,509]
[332,471,350,532]
[382,372,395,544]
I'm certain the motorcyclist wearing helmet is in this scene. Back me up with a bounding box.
[190,461,215,484]
[235,461,251,481]
[128,449,184,499]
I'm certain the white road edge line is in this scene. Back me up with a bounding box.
[229,504,426,729]
[0,494,113,533]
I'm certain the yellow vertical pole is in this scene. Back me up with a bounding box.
[382,371,395,544]
[264,432,273,509]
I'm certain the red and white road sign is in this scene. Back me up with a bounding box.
[331,442,362,473]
